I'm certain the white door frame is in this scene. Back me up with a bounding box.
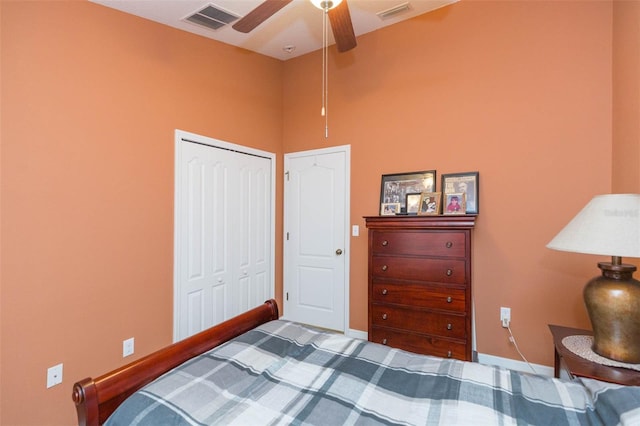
[173,129,276,341]
[283,144,350,332]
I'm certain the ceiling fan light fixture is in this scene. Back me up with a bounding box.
[310,0,343,11]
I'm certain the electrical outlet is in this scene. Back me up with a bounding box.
[47,363,63,388]
[123,337,135,357]
[500,307,511,328]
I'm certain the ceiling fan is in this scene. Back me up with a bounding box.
[232,0,357,53]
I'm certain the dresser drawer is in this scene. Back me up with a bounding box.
[370,326,468,360]
[371,231,466,257]
[371,256,467,284]
[371,281,466,312]
[370,304,466,339]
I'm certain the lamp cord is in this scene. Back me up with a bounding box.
[507,325,537,374]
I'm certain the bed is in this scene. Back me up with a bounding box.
[72,299,640,425]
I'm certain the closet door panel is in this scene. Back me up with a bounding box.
[177,142,233,340]
[233,155,272,314]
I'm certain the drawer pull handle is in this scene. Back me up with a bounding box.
[382,338,388,345]
[382,313,388,320]
[382,240,389,246]
[446,269,453,276]
[447,350,452,358]
[446,296,452,303]
[381,265,388,271]
[446,241,453,248]
[447,323,453,330]
[382,289,388,295]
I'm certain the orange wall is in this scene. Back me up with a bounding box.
[1,0,634,425]
[283,0,612,363]
[612,0,640,193]
[1,2,283,425]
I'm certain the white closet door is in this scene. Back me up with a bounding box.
[176,141,233,339]
[174,131,274,341]
[233,153,272,314]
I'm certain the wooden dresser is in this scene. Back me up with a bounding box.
[365,215,476,361]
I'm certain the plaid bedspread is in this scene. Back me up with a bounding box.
[105,320,640,425]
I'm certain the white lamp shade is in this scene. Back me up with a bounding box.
[547,194,640,258]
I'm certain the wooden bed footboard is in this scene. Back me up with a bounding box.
[72,299,279,426]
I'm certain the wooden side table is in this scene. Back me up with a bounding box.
[549,324,640,386]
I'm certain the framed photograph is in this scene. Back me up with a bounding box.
[381,202,401,216]
[418,192,441,215]
[441,172,479,214]
[443,193,466,215]
[405,193,422,215]
[380,170,436,213]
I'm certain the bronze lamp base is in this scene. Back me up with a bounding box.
[584,257,640,364]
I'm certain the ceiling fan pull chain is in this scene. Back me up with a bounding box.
[323,5,329,138]
[322,5,327,117]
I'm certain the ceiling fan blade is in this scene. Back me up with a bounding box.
[232,0,294,33]
[328,0,357,52]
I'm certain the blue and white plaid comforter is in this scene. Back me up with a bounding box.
[106,320,640,425]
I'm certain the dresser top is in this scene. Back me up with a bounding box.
[364,215,477,229]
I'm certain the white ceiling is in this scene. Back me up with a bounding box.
[91,0,457,60]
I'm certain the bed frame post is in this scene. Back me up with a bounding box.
[72,299,279,426]
[72,378,98,426]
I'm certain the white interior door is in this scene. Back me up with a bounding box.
[174,130,275,341]
[283,145,350,332]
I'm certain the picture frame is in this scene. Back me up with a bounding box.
[443,192,466,215]
[405,193,422,215]
[418,192,441,215]
[441,172,479,214]
[380,202,401,216]
[380,170,436,213]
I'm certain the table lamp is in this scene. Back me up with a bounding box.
[547,194,640,364]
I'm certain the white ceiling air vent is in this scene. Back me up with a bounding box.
[376,2,412,20]
[184,4,239,31]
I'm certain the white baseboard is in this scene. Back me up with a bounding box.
[347,329,553,377]
[346,328,368,340]
[476,353,554,377]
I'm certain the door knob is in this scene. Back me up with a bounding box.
[336,249,343,255]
